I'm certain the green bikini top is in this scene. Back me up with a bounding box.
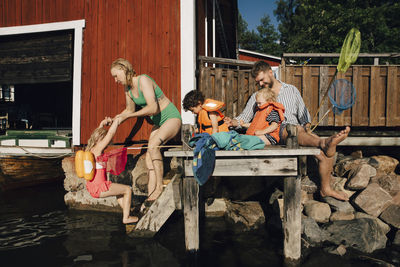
[128,74,164,107]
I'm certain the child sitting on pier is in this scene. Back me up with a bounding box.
[240,88,285,145]
[182,90,229,135]
[85,117,138,225]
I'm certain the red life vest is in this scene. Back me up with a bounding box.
[197,99,229,134]
[246,102,285,142]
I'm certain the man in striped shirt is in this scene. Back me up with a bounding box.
[225,61,350,201]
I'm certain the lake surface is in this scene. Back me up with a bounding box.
[0,181,398,267]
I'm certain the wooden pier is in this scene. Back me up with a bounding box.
[129,125,320,260]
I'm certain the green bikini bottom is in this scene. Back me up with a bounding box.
[150,102,182,127]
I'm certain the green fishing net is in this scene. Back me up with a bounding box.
[337,28,361,73]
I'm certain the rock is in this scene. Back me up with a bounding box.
[304,200,331,223]
[272,198,284,219]
[62,156,85,192]
[331,176,356,198]
[330,211,355,221]
[380,204,400,228]
[130,154,148,196]
[324,244,347,256]
[205,198,227,217]
[64,189,120,212]
[301,176,317,194]
[225,201,265,231]
[371,173,400,197]
[355,212,391,234]
[334,158,368,177]
[346,164,376,190]
[302,216,329,245]
[322,196,355,213]
[354,183,393,217]
[268,188,283,204]
[301,190,312,205]
[323,218,387,253]
[371,155,399,174]
[350,150,363,159]
[393,230,400,246]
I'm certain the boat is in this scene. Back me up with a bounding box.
[0,130,73,190]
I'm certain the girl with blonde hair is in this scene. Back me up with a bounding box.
[85,116,138,224]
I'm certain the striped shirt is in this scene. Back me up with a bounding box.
[235,81,311,127]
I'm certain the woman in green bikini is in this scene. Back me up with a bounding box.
[110,58,182,205]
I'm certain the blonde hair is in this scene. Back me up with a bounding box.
[110,58,137,87]
[256,88,276,102]
[85,126,108,152]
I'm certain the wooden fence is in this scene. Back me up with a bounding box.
[198,56,400,129]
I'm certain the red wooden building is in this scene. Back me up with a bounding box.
[0,0,238,147]
[238,48,281,66]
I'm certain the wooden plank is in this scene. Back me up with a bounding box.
[370,66,386,126]
[352,66,369,126]
[248,71,256,96]
[238,70,246,111]
[215,68,223,101]
[283,124,301,260]
[318,66,330,126]
[182,177,199,251]
[130,174,181,237]
[165,147,321,157]
[334,71,346,126]
[386,66,400,126]
[302,66,312,120]
[226,70,234,117]
[184,158,298,177]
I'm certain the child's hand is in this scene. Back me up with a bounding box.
[100,117,112,127]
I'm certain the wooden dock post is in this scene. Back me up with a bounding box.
[181,124,199,251]
[283,125,301,260]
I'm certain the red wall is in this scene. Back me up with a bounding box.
[0,0,181,144]
[239,53,281,67]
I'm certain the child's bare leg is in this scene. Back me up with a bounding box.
[257,135,272,146]
[100,183,138,224]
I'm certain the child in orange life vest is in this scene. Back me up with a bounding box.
[240,88,285,145]
[85,117,138,225]
[182,90,229,135]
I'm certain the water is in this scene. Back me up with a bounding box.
[0,182,399,267]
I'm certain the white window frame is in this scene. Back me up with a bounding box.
[0,19,85,145]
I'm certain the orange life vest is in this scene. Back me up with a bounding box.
[246,102,285,142]
[197,99,229,134]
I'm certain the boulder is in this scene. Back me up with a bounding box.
[64,189,120,212]
[322,196,355,213]
[323,218,387,253]
[330,211,355,222]
[205,198,227,217]
[304,200,331,223]
[301,176,318,194]
[380,204,400,228]
[62,156,85,192]
[225,201,265,231]
[393,230,400,246]
[354,183,393,217]
[371,173,400,197]
[301,216,329,245]
[354,212,391,234]
[324,244,347,256]
[346,164,376,190]
[371,155,399,174]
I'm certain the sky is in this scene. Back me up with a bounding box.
[238,0,279,32]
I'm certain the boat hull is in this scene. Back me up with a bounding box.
[0,155,65,190]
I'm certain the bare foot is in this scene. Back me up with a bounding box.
[147,186,164,201]
[320,189,349,201]
[320,126,350,158]
[123,216,139,224]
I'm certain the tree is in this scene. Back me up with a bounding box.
[275,0,400,64]
[238,12,282,57]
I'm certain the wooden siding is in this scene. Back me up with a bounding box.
[0,0,181,144]
[238,53,280,66]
